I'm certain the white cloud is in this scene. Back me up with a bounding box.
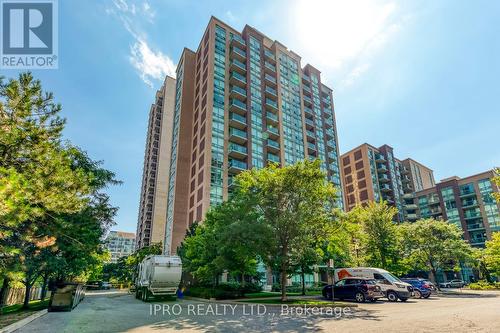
[226,10,237,23]
[107,0,174,87]
[290,0,406,85]
[130,39,176,87]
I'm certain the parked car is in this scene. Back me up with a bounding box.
[439,279,466,288]
[401,278,433,298]
[334,267,413,302]
[85,281,102,290]
[101,281,111,290]
[322,277,384,303]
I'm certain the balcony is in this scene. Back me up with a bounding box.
[460,189,476,198]
[229,127,247,144]
[404,203,418,210]
[324,118,333,128]
[380,184,392,192]
[467,223,485,231]
[401,166,410,175]
[303,95,313,106]
[428,196,441,205]
[375,153,386,162]
[462,200,479,209]
[307,142,316,153]
[327,140,336,149]
[377,164,388,173]
[230,34,246,48]
[229,98,247,115]
[264,48,275,63]
[228,143,248,159]
[379,174,390,183]
[407,213,418,220]
[228,159,247,174]
[265,98,278,112]
[266,112,278,125]
[230,85,247,100]
[229,112,247,129]
[402,192,414,200]
[430,208,442,215]
[464,211,482,220]
[304,106,313,116]
[265,73,277,86]
[302,74,310,83]
[267,126,279,139]
[303,85,312,96]
[231,46,246,61]
[322,97,331,106]
[304,117,314,129]
[228,176,238,189]
[230,71,247,87]
[267,152,280,163]
[264,61,276,74]
[230,59,246,74]
[265,86,277,99]
[327,152,337,163]
[267,139,280,152]
[401,175,411,183]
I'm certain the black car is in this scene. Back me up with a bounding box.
[322,277,384,303]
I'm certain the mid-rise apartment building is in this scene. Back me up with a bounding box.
[414,170,500,247]
[135,76,176,249]
[340,143,434,221]
[105,231,136,263]
[161,17,343,254]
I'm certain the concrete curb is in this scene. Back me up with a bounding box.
[0,309,48,333]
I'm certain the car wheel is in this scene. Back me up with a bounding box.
[327,292,333,300]
[399,297,408,302]
[414,290,422,299]
[387,291,398,302]
[423,294,431,299]
[355,292,365,303]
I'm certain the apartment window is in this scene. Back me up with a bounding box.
[355,161,363,170]
[357,170,365,179]
[343,156,350,165]
[190,195,194,208]
[197,187,203,202]
[360,190,368,201]
[354,150,362,161]
[190,180,195,191]
[196,204,203,221]
[347,185,354,193]
[198,170,204,185]
[358,179,367,189]
[189,211,194,224]
[346,175,353,184]
[344,166,352,174]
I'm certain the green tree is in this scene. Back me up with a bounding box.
[492,168,500,203]
[237,159,338,301]
[126,243,162,282]
[484,232,500,279]
[348,201,404,272]
[400,219,474,288]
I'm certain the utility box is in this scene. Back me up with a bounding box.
[48,283,85,312]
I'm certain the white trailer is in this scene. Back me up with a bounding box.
[135,255,182,301]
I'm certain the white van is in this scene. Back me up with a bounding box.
[334,267,413,302]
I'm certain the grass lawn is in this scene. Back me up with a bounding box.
[0,299,49,329]
[243,290,321,298]
[238,299,349,307]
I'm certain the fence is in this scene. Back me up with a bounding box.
[4,287,51,306]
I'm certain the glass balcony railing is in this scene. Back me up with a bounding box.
[229,127,247,139]
[306,130,315,137]
[267,112,278,122]
[265,73,277,84]
[231,34,246,46]
[303,95,312,104]
[304,106,313,115]
[267,153,280,163]
[230,112,246,125]
[265,86,277,96]
[308,142,316,150]
[305,118,314,127]
[230,71,247,84]
[264,48,275,61]
[265,61,276,72]
[267,127,279,135]
[302,74,310,82]
[266,98,278,109]
[230,85,247,97]
[229,143,247,155]
[229,159,247,171]
[267,139,279,149]
[230,98,247,111]
[231,59,246,71]
[231,46,246,59]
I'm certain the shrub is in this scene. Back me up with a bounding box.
[185,282,262,300]
[468,280,500,290]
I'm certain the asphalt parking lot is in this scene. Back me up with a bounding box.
[18,289,500,333]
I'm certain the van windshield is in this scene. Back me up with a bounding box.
[381,272,401,283]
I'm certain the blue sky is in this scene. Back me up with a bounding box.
[5,0,499,233]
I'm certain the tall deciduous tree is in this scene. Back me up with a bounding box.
[400,219,473,287]
[237,159,338,301]
[484,232,500,279]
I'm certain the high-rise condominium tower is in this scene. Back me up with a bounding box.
[159,17,343,254]
[340,143,435,221]
[135,76,176,249]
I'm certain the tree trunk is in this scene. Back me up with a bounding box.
[23,281,32,309]
[41,273,49,301]
[301,268,306,296]
[280,270,288,302]
[429,267,440,291]
[0,278,10,308]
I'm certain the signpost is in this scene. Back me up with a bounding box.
[329,259,334,303]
